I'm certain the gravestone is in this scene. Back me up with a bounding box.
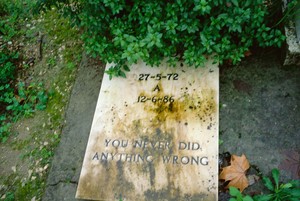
[282,0,300,65]
[76,60,219,201]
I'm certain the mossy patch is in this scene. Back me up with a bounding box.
[0,3,83,200]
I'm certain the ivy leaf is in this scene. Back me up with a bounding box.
[220,154,250,192]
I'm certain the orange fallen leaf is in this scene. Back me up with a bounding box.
[219,154,250,192]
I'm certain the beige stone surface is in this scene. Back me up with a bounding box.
[282,0,300,66]
[76,60,219,201]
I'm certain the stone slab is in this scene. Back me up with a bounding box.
[42,54,105,201]
[294,2,300,41]
[76,60,219,201]
[282,0,300,65]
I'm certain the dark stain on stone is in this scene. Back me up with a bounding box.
[101,159,108,168]
[144,188,175,201]
[144,189,215,201]
[149,163,155,186]
[116,160,134,194]
[155,128,163,137]
[142,88,217,124]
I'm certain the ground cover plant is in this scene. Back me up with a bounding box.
[228,169,300,201]
[253,169,300,201]
[38,0,287,79]
[0,0,49,143]
[219,153,300,201]
[0,0,82,200]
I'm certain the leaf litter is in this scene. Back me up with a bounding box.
[220,154,250,192]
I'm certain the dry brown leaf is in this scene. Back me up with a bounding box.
[219,154,250,192]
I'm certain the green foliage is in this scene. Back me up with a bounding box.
[42,6,83,64]
[1,1,79,200]
[47,56,57,67]
[37,0,286,78]
[268,0,300,27]
[0,5,18,142]
[0,52,18,83]
[0,0,36,40]
[0,52,18,101]
[229,186,254,201]
[229,169,300,201]
[3,191,14,201]
[0,1,49,143]
[0,7,19,86]
[1,173,46,201]
[0,115,11,143]
[5,82,48,118]
[253,169,300,201]
[0,82,48,142]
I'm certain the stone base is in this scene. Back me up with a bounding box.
[283,0,300,66]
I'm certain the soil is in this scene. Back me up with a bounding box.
[0,10,80,200]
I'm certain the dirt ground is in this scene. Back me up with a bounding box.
[0,10,81,200]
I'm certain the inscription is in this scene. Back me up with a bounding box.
[104,139,128,148]
[92,152,154,163]
[162,155,208,165]
[137,95,174,103]
[178,141,201,151]
[133,140,171,150]
[92,152,208,166]
[138,73,179,81]
[137,73,178,104]
[92,139,207,166]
